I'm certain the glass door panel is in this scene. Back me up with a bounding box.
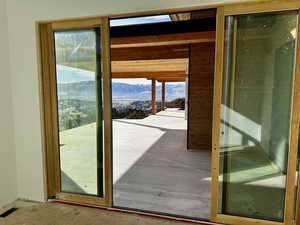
[54,29,103,196]
[219,10,298,222]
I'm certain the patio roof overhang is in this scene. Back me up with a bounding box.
[110,31,215,83]
[111,59,188,82]
[110,24,216,114]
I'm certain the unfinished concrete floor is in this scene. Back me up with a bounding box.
[113,109,211,219]
[0,200,212,225]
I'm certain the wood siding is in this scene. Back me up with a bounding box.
[188,42,215,150]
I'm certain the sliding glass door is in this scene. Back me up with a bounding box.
[212,2,300,225]
[54,29,103,196]
[40,18,112,206]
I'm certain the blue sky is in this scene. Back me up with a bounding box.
[57,15,172,85]
[110,15,171,26]
[57,65,162,85]
[111,15,171,84]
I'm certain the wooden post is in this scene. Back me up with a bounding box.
[151,79,157,114]
[162,82,166,111]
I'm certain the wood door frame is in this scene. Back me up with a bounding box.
[38,0,300,223]
[211,1,300,225]
[38,17,113,206]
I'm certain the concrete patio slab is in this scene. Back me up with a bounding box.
[113,109,211,219]
[59,109,211,219]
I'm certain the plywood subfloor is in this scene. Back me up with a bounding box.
[0,201,212,225]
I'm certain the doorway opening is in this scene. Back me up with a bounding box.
[110,9,216,220]
[39,2,300,225]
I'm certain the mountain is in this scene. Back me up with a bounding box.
[56,65,185,101]
[112,82,184,100]
[57,81,185,101]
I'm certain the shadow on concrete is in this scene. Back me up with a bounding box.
[154,114,185,119]
[113,116,285,220]
[114,119,169,131]
[61,171,87,194]
[113,119,212,219]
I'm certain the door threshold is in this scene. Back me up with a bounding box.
[54,200,218,225]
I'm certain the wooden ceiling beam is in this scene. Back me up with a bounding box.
[111,59,188,73]
[111,44,189,61]
[111,31,215,48]
[112,71,185,79]
[157,78,185,82]
[147,76,185,80]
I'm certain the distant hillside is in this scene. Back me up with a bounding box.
[112,82,184,101]
[57,81,185,101]
[56,65,185,101]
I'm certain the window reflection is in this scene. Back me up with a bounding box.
[54,29,103,196]
[218,11,298,222]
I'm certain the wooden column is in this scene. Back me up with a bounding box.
[151,79,157,114]
[161,82,166,111]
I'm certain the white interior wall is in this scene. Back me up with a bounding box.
[4,0,242,203]
[0,0,17,209]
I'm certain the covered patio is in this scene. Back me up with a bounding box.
[59,16,216,219]
[113,109,211,219]
[59,109,211,219]
[110,24,215,115]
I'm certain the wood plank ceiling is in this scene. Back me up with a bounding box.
[110,14,216,82]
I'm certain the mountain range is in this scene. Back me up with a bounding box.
[57,81,185,101]
[56,65,185,101]
[112,82,184,100]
